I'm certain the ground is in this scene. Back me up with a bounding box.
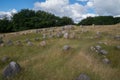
[0,24,120,80]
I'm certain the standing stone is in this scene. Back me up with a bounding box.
[63,33,69,39]
[2,61,21,78]
[76,73,90,80]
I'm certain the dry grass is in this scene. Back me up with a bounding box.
[0,25,120,80]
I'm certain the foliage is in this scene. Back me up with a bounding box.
[0,9,74,33]
[78,16,120,25]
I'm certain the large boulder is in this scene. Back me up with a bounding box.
[76,73,90,80]
[2,61,21,78]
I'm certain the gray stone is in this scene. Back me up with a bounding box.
[99,50,108,55]
[116,45,120,49]
[27,41,33,46]
[40,41,46,47]
[16,41,22,46]
[76,73,90,80]
[102,58,110,64]
[6,40,13,46]
[63,33,69,39]
[95,45,101,51]
[3,61,21,78]
[114,35,120,40]
[63,45,71,51]
[34,37,40,41]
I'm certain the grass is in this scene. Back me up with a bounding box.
[0,25,120,80]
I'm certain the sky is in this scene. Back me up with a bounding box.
[0,0,120,23]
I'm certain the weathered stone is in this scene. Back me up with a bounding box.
[6,40,13,46]
[102,58,110,64]
[63,33,69,39]
[99,50,108,55]
[2,61,21,78]
[16,41,22,46]
[27,41,33,46]
[95,45,101,51]
[76,73,90,80]
[63,45,71,51]
[116,45,120,49]
[34,37,40,41]
[114,35,120,40]
[40,41,46,47]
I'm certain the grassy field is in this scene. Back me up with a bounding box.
[0,25,120,80]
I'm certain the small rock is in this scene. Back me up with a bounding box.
[34,37,40,41]
[63,33,69,39]
[116,45,120,49]
[27,41,33,46]
[40,41,46,47]
[95,45,101,51]
[76,73,90,80]
[63,45,71,51]
[102,58,110,64]
[99,50,108,55]
[6,40,13,46]
[3,61,21,78]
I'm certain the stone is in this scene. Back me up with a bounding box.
[6,40,13,46]
[63,45,71,51]
[63,33,69,39]
[69,32,75,39]
[25,38,30,43]
[16,41,22,46]
[95,45,101,51]
[116,45,120,49]
[99,50,108,55]
[34,37,40,41]
[56,32,62,38]
[40,41,46,47]
[76,73,90,80]
[1,56,9,63]
[2,61,21,78]
[102,58,110,64]
[27,41,33,46]
[43,34,46,39]
[114,35,120,40]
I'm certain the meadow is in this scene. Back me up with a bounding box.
[0,24,120,80]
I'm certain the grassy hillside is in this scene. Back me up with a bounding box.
[0,25,120,80]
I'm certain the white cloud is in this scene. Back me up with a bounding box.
[34,0,91,23]
[0,9,17,19]
[76,0,88,2]
[93,0,120,16]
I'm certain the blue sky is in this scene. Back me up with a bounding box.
[0,0,88,11]
[0,0,120,22]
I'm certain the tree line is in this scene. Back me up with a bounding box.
[78,16,120,25]
[0,9,74,33]
[0,9,120,33]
